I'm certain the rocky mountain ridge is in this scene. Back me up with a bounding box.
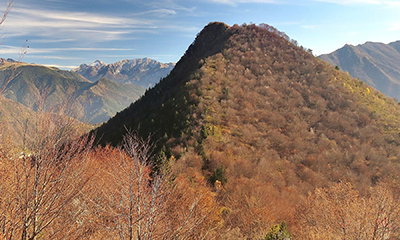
[319,40,400,100]
[72,58,175,88]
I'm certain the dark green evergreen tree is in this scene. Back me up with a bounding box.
[264,221,292,240]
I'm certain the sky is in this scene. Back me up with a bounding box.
[0,0,400,70]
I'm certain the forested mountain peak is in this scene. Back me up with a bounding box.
[94,22,400,238]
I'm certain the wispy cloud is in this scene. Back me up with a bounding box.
[2,3,200,45]
[206,0,400,6]
[0,45,136,57]
[145,0,197,14]
[33,39,76,43]
[3,5,156,43]
[313,0,382,5]
[207,0,279,5]
[27,55,78,60]
[51,47,136,51]
[0,45,24,55]
[131,8,178,16]
[301,24,320,29]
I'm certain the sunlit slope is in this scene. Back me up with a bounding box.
[320,41,400,100]
[0,63,145,123]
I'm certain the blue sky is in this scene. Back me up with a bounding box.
[0,0,400,69]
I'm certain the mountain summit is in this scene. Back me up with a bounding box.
[72,58,175,88]
[89,60,106,67]
[94,22,400,238]
[319,41,400,100]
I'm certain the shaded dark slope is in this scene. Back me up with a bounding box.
[320,41,400,100]
[76,78,145,124]
[95,22,231,148]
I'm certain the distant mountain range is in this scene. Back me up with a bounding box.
[319,41,400,100]
[0,58,16,63]
[0,62,145,124]
[72,58,175,88]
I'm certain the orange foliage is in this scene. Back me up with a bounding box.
[296,181,400,239]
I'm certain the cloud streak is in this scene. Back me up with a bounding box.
[314,0,379,4]
[3,3,200,44]
[208,0,400,6]
[207,0,279,5]
[312,0,398,5]
[0,45,137,58]
[3,5,156,43]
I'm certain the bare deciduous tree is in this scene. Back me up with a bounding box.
[109,132,167,240]
[91,132,220,240]
[0,0,29,95]
[296,181,400,239]
[0,105,94,240]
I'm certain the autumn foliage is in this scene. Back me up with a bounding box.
[0,112,220,239]
[4,22,400,239]
[297,181,400,239]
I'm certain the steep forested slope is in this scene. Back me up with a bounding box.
[94,22,400,238]
[73,78,145,123]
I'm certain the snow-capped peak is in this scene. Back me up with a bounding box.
[90,60,106,67]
